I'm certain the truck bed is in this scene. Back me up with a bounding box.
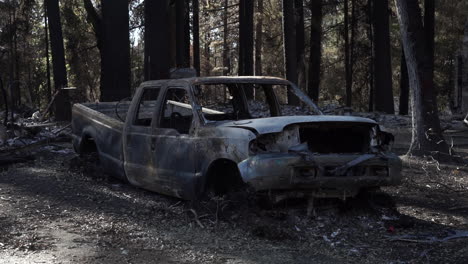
[80,101,131,123]
[72,102,132,180]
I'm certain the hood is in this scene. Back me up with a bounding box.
[217,115,377,134]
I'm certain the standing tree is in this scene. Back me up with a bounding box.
[367,0,374,112]
[238,0,254,97]
[193,0,201,75]
[295,0,306,91]
[145,0,171,80]
[45,0,71,121]
[399,48,409,115]
[344,0,351,107]
[395,0,450,157]
[83,0,103,87]
[44,2,51,103]
[308,0,323,102]
[282,0,299,105]
[255,0,264,76]
[222,0,230,76]
[424,0,435,83]
[101,0,131,101]
[372,0,394,114]
[176,0,190,68]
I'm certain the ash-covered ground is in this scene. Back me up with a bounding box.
[0,114,467,263]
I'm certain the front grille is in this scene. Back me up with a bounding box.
[323,166,388,177]
[295,165,389,178]
[295,167,317,178]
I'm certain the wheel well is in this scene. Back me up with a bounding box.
[205,159,245,196]
[80,135,98,154]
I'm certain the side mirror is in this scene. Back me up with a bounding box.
[377,130,395,149]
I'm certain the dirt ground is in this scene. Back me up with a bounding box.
[0,128,468,263]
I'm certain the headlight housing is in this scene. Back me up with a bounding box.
[248,126,301,155]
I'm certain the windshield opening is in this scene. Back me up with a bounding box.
[194,83,318,122]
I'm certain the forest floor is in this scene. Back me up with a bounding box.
[0,125,468,263]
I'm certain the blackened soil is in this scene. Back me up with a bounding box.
[0,142,467,263]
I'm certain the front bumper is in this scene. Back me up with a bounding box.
[238,152,402,197]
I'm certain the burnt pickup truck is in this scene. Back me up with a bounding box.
[72,76,401,201]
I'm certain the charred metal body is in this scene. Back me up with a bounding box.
[72,76,402,201]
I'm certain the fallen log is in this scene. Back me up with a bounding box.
[0,134,71,156]
[0,155,34,166]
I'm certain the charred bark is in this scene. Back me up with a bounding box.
[255,0,264,76]
[344,0,351,107]
[424,0,435,87]
[203,30,211,77]
[144,0,171,80]
[239,0,255,98]
[372,0,394,114]
[282,0,299,105]
[44,3,52,104]
[223,0,230,76]
[0,77,7,126]
[83,0,103,93]
[100,0,131,101]
[193,0,201,76]
[399,48,409,115]
[395,0,450,158]
[7,6,16,118]
[367,0,374,112]
[295,0,306,92]
[350,0,356,103]
[45,0,71,121]
[308,0,323,102]
[176,0,190,68]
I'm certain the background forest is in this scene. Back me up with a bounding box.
[1,2,468,262]
[0,0,466,121]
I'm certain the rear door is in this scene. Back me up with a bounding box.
[123,85,161,187]
[151,86,198,198]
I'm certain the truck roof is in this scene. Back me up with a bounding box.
[140,76,292,87]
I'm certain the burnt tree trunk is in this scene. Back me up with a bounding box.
[101,0,131,101]
[13,10,20,107]
[223,0,230,75]
[45,0,71,121]
[239,0,254,98]
[344,0,351,107]
[255,0,264,76]
[366,0,374,112]
[282,0,299,105]
[44,3,52,103]
[0,77,7,126]
[399,48,409,115]
[424,0,435,87]
[193,0,200,75]
[295,0,306,91]
[395,0,449,157]
[145,0,171,80]
[350,0,356,101]
[372,0,394,114]
[8,6,15,119]
[176,0,190,68]
[367,0,374,112]
[83,0,103,96]
[308,0,322,102]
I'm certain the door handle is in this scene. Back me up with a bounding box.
[150,137,156,150]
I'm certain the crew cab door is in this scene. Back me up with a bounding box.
[151,86,198,198]
[123,85,161,188]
